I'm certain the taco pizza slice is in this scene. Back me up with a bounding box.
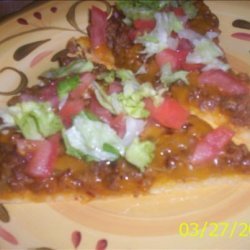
[0,0,250,201]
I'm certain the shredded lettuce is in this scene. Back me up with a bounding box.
[63,112,125,161]
[187,38,223,64]
[206,31,219,40]
[125,138,155,171]
[186,38,229,71]
[96,70,116,84]
[168,12,183,33]
[135,12,182,56]
[57,75,80,100]
[118,92,149,118]
[116,69,136,82]
[202,58,230,72]
[84,110,99,121]
[116,0,197,21]
[94,81,150,118]
[116,0,172,20]
[182,1,197,19]
[93,81,117,114]
[41,59,94,79]
[0,109,15,130]
[94,69,166,118]
[122,117,146,147]
[160,63,188,87]
[116,69,160,102]
[118,82,160,118]
[178,28,202,41]
[9,102,63,140]
[102,143,120,156]
[136,64,147,75]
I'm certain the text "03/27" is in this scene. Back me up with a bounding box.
[179,222,250,238]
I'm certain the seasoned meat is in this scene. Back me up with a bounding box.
[221,143,250,169]
[106,7,132,53]
[221,95,250,127]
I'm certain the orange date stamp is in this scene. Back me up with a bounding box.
[179,222,250,238]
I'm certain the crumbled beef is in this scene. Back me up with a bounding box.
[221,143,250,168]
[188,0,219,34]
[189,85,250,127]
[0,141,30,191]
[189,87,221,111]
[92,63,108,76]
[221,95,250,127]
[106,7,132,53]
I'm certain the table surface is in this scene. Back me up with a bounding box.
[0,0,39,20]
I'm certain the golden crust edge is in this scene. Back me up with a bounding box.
[1,175,250,203]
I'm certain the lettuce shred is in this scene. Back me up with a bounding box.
[9,102,63,140]
[63,112,125,161]
[125,138,155,171]
[116,0,172,20]
[41,59,94,79]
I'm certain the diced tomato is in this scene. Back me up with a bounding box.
[89,95,126,137]
[172,7,185,16]
[199,69,249,95]
[128,18,156,41]
[177,38,193,52]
[59,73,93,126]
[27,134,60,178]
[128,28,138,41]
[164,6,185,16]
[110,113,126,138]
[108,81,123,94]
[70,72,95,99]
[89,95,113,124]
[155,48,188,71]
[89,6,108,48]
[171,31,178,39]
[145,97,189,129]
[17,134,60,178]
[182,63,204,71]
[133,18,156,33]
[190,127,234,165]
[59,99,85,127]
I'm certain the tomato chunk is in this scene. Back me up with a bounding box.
[172,7,185,16]
[59,99,85,127]
[90,96,126,137]
[199,69,249,95]
[17,134,60,178]
[128,29,138,41]
[128,19,156,41]
[182,63,204,71]
[145,97,189,129]
[177,38,194,52]
[190,126,234,165]
[89,95,113,124]
[111,113,126,138]
[108,81,123,94]
[155,48,188,71]
[164,6,185,16]
[89,6,108,48]
[70,72,95,99]
[133,18,156,33]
